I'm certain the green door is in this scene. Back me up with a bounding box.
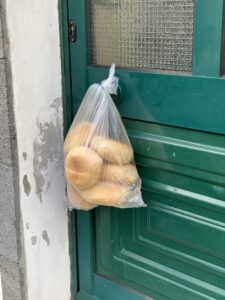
[63,0,225,299]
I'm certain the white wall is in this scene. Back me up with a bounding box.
[0,271,3,300]
[5,1,71,299]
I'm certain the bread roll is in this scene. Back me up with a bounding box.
[65,146,103,189]
[102,164,139,185]
[64,122,93,155]
[67,183,96,210]
[81,182,130,207]
[91,137,133,164]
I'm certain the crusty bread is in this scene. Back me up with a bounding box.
[64,122,94,155]
[65,146,103,189]
[91,137,133,164]
[102,164,139,185]
[67,183,96,210]
[81,182,130,207]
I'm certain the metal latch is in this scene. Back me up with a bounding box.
[69,20,76,43]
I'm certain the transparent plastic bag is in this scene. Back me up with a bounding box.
[64,64,146,210]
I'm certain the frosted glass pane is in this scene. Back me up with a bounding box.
[89,0,194,72]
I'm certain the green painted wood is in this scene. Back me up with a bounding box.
[95,119,225,300]
[76,283,145,300]
[69,211,78,297]
[87,67,225,135]
[93,274,148,300]
[76,291,101,300]
[64,0,225,299]
[76,212,94,295]
[76,211,148,300]
[68,0,88,116]
[59,0,73,135]
[59,0,78,298]
[193,0,224,77]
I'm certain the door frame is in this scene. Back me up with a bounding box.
[60,0,78,297]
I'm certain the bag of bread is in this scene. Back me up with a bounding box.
[64,64,146,210]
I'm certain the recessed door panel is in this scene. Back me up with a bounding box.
[95,120,225,300]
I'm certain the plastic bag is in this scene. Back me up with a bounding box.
[64,64,146,210]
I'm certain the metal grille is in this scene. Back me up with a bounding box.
[89,0,194,72]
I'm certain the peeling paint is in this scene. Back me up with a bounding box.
[42,230,50,247]
[33,99,63,203]
[22,152,27,160]
[23,175,31,196]
[46,180,51,191]
[50,97,61,113]
[6,0,71,294]
[31,236,37,245]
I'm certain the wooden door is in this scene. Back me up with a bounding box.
[63,0,225,299]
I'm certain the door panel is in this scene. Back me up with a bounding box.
[87,67,225,135]
[66,0,225,299]
[95,120,225,300]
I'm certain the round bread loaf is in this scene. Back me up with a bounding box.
[64,122,93,155]
[81,182,130,207]
[102,164,139,185]
[67,183,96,210]
[91,137,133,164]
[65,146,103,189]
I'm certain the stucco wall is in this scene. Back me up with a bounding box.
[0,0,71,299]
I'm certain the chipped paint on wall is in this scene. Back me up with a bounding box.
[31,236,37,246]
[33,100,63,203]
[42,230,50,247]
[5,0,71,298]
[23,175,31,196]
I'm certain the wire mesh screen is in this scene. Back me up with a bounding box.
[88,0,194,72]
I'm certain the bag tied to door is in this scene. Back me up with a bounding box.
[64,64,146,210]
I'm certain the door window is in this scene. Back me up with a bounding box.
[89,0,194,71]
